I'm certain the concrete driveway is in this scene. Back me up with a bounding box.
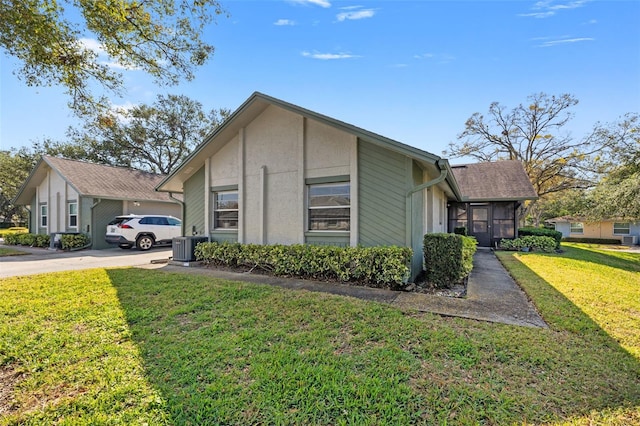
[0,245,171,278]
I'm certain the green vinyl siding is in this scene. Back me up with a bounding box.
[184,166,205,236]
[358,140,407,247]
[92,199,122,249]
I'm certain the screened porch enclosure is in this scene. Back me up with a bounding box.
[448,201,519,247]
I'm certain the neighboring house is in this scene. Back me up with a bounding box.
[156,92,537,281]
[448,161,538,247]
[548,216,640,245]
[13,156,182,249]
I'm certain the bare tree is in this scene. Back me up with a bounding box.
[444,93,609,224]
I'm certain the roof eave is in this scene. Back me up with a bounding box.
[156,91,444,193]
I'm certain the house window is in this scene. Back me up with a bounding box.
[40,204,48,228]
[492,203,515,239]
[68,202,78,228]
[613,222,630,235]
[570,222,584,234]
[308,183,350,231]
[213,191,238,229]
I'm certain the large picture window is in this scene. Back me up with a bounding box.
[308,183,350,231]
[613,222,630,235]
[40,204,48,228]
[213,191,238,229]
[68,202,78,228]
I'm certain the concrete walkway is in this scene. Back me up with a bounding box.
[157,249,547,328]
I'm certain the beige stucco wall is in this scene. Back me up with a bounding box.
[422,169,449,235]
[206,104,356,246]
[36,169,79,233]
[571,221,620,240]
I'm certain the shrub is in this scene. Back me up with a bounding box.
[4,233,50,247]
[561,237,621,245]
[518,227,562,248]
[0,227,28,239]
[500,236,556,253]
[60,234,90,250]
[423,233,478,289]
[194,242,413,290]
[453,227,468,236]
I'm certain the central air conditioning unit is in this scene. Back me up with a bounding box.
[621,235,637,245]
[172,236,209,262]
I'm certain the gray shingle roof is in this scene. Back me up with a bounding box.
[450,160,538,202]
[43,156,176,202]
[12,156,177,205]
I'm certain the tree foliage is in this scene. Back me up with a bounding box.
[0,148,37,224]
[58,94,231,174]
[583,113,640,219]
[445,93,599,199]
[0,0,225,115]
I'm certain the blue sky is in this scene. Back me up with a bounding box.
[1,0,639,161]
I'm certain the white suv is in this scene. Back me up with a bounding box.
[105,214,182,250]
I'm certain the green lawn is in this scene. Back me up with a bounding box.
[0,244,639,425]
[0,247,29,257]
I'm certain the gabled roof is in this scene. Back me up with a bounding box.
[13,156,179,205]
[450,160,538,202]
[156,91,461,199]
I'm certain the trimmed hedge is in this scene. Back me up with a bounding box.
[423,233,477,288]
[500,236,556,253]
[194,242,413,290]
[562,237,622,245]
[60,234,91,250]
[3,233,50,248]
[0,227,28,239]
[518,227,562,248]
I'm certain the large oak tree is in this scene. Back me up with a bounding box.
[444,93,619,224]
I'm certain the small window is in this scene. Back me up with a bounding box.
[167,217,181,226]
[214,191,238,229]
[40,205,48,227]
[613,222,630,235]
[308,183,350,231]
[68,202,78,228]
[570,222,584,234]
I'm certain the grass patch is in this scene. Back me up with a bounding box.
[1,259,639,424]
[0,248,29,257]
[496,243,640,358]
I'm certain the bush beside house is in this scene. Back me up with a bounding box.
[195,242,412,290]
[499,236,556,253]
[423,233,478,289]
[518,227,562,248]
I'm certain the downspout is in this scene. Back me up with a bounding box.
[169,192,186,236]
[405,161,448,282]
[89,198,102,248]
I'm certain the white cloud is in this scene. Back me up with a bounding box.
[520,0,589,18]
[290,0,331,8]
[274,19,296,26]
[336,6,376,21]
[413,53,435,59]
[301,51,359,60]
[78,38,106,55]
[537,37,594,47]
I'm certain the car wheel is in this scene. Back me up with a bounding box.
[119,244,132,249]
[136,235,154,251]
